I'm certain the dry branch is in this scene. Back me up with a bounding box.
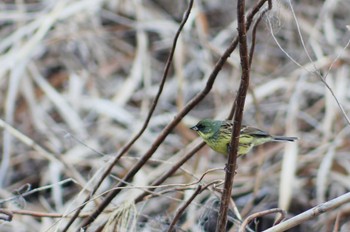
[264,192,350,232]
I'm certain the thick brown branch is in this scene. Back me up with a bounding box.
[216,0,251,231]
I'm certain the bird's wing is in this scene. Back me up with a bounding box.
[241,126,270,137]
[222,121,233,131]
[223,121,271,137]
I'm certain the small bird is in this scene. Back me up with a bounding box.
[190,119,297,156]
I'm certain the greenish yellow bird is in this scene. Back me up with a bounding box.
[190,119,297,156]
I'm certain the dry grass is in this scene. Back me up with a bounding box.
[0,0,350,231]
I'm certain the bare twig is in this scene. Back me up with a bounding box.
[249,5,271,67]
[0,179,75,205]
[0,118,85,184]
[134,142,205,203]
[239,208,286,232]
[167,185,202,232]
[0,208,91,218]
[263,192,350,232]
[167,179,222,232]
[267,6,350,126]
[227,0,271,120]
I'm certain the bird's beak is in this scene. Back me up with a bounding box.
[190,126,198,131]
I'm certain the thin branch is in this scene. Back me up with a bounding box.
[263,192,350,232]
[287,0,350,126]
[0,179,75,205]
[0,118,86,184]
[267,10,350,126]
[249,6,270,66]
[167,180,221,232]
[239,208,286,232]
[0,208,91,218]
[227,0,271,120]
[134,142,205,203]
[167,185,202,232]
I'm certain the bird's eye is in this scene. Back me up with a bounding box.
[197,124,204,131]
[197,124,210,133]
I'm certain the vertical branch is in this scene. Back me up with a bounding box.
[216,0,251,231]
[227,0,271,120]
[134,0,271,207]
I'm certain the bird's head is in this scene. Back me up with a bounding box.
[190,119,221,139]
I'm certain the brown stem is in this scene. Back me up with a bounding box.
[167,185,202,232]
[227,0,271,120]
[238,208,286,232]
[135,142,205,203]
[216,0,251,231]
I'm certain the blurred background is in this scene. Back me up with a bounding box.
[0,0,350,231]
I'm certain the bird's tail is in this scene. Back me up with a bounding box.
[272,136,298,142]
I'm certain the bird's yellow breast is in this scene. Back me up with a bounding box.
[199,130,230,155]
[199,131,255,155]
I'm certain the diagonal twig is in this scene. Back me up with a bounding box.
[62,1,195,230]
[75,1,195,229]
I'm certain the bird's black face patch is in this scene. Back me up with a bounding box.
[191,119,220,136]
[194,122,211,133]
